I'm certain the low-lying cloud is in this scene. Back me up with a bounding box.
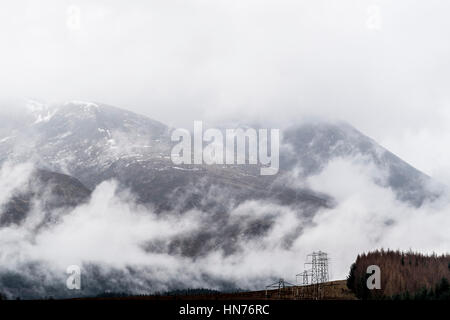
[0,156,449,298]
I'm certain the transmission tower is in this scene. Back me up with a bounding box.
[305,251,329,285]
[265,279,296,298]
[295,251,331,299]
[295,270,310,285]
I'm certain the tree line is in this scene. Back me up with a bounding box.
[347,249,450,300]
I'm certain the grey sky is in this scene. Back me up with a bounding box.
[1,0,450,179]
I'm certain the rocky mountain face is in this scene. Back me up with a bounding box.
[0,100,334,215]
[0,99,436,212]
[281,121,438,206]
[0,99,438,219]
[0,100,170,186]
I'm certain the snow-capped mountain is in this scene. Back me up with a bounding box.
[0,99,170,184]
[0,99,442,299]
[0,100,331,213]
[0,99,438,214]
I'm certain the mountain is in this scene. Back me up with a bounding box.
[0,100,332,215]
[0,99,438,212]
[0,100,170,185]
[281,121,438,206]
[0,99,442,299]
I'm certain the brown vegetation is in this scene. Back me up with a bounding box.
[347,250,450,299]
[76,280,356,301]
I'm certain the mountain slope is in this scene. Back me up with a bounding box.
[1,169,91,226]
[0,100,333,214]
[0,100,438,212]
[281,121,438,206]
[0,99,443,299]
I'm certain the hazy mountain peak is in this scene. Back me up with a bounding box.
[281,120,438,206]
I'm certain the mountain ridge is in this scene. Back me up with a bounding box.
[0,99,439,212]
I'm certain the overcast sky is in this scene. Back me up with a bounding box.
[1,0,450,180]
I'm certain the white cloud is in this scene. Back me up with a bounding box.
[1,0,450,296]
[1,156,449,295]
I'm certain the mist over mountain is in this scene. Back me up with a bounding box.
[0,100,334,212]
[0,99,437,210]
[0,99,444,299]
[1,169,91,226]
[281,122,439,206]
